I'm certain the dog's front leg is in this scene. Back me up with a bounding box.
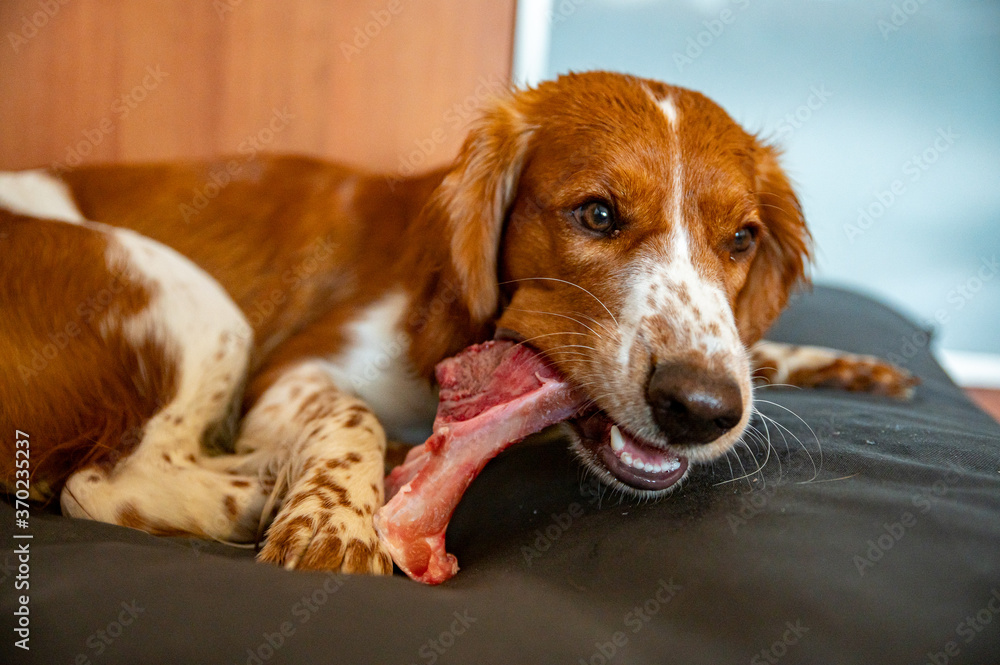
[235,361,393,574]
[751,341,919,399]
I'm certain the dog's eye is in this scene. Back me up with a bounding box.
[572,201,616,234]
[731,226,757,255]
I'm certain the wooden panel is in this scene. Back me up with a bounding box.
[0,0,516,172]
[966,388,1000,425]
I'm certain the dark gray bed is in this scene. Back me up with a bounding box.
[4,286,999,665]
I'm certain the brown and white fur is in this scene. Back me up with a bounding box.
[0,72,915,574]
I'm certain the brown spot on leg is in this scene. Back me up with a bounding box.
[296,391,338,421]
[342,539,375,574]
[115,501,197,537]
[259,515,315,566]
[224,495,238,519]
[117,502,148,530]
[325,458,354,470]
[378,551,394,575]
[281,490,310,515]
[299,535,344,570]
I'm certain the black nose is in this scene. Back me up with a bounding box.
[646,361,743,445]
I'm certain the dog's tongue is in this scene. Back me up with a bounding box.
[374,341,584,584]
[575,415,688,492]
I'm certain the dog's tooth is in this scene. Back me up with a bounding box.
[610,425,625,453]
[620,451,633,466]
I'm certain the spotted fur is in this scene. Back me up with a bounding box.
[752,341,918,399]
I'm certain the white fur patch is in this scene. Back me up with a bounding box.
[322,291,438,443]
[110,228,252,425]
[0,170,84,223]
[61,228,260,541]
[658,95,679,129]
[61,455,266,541]
[620,225,742,371]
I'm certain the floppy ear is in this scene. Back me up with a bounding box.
[734,142,812,345]
[431,95,535,324]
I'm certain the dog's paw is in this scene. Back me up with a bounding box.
[258,482,393,574]
[753,343,919,400]
[790,352,919,399]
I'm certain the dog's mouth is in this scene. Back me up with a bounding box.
[493,327,689,493]
[569,411,689,492]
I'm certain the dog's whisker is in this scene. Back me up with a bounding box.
[505,307,606,340]
[546,355,603,365]
[759,412,783,483]
[754,399,823,481]
[566,309,616,337]
[747,416,774,486]
[756,410,820,484]
[723,445,757,488]
[719,418,774,487]
[754,382,803,391]
[542,343,599,352]
[514,331,590,346]
[500,277,619,327]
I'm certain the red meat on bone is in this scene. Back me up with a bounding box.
[374,340,584,584]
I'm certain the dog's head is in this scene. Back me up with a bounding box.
[432,71,810,496]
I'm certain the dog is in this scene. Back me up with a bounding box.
[0,71,916,574]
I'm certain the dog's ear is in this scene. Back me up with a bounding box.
[431,95,534,324]
[734,142,812,345]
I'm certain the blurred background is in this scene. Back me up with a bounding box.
[515,0,1000,386]
[1,0,997,389]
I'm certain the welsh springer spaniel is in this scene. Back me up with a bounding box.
[0,72,915,574]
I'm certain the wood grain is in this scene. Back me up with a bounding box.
[966,388,1000,425]
[0,0,515,172]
